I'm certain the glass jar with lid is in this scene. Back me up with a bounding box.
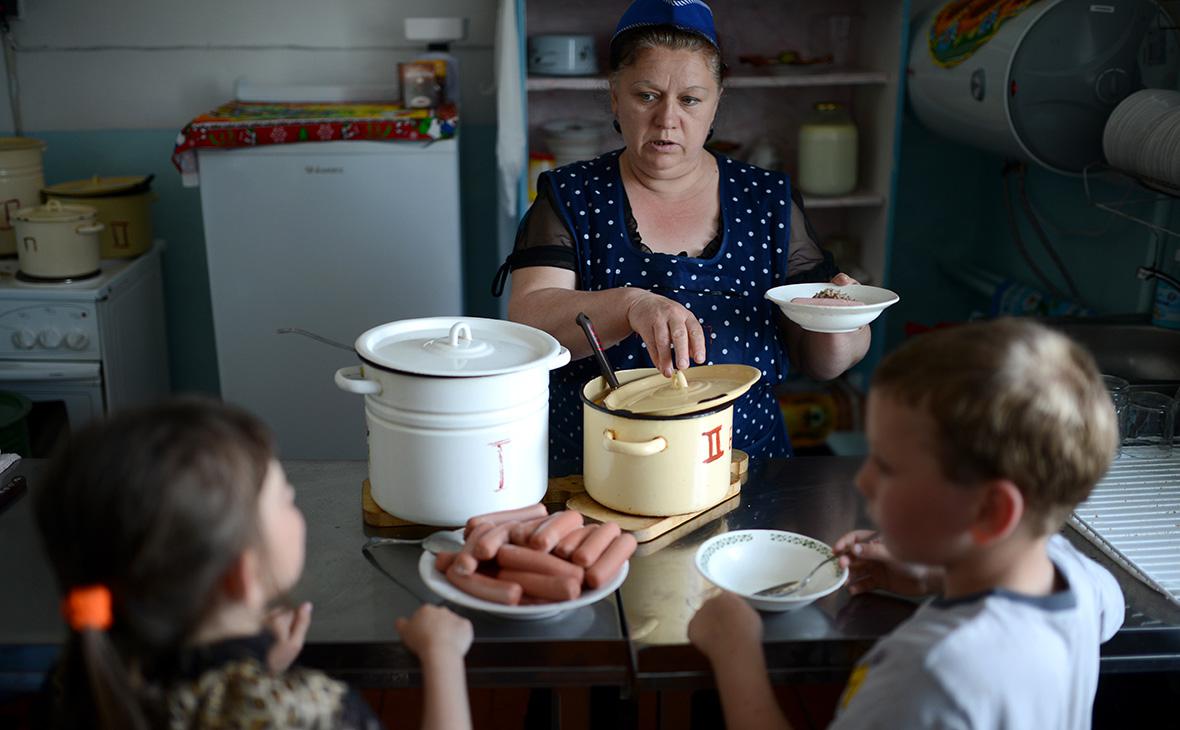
[797,102,858,196]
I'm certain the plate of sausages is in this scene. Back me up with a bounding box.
[419,504,635,620]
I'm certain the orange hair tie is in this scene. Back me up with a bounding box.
[62,585,113,631]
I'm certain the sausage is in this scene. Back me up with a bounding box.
[553,525,596,560]
[508,516,549,546]
[528,510,584,553]
[571,523,622,568]
[471,522,512,561]
[452,522,494,576]
[434,551,459,573]
[497,569,581,602]
[445,565,523,605]
[495,544,585,583]
[464,503,548,538]
[585,533,637,589]
[450,552,479,577]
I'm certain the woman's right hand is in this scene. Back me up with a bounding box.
[834,530,944,597]
[625,290,707,376]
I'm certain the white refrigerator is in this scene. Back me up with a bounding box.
[198,139,462,458]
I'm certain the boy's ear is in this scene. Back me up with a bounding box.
[969,479,1024,546]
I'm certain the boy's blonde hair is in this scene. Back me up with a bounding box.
[872,318,1117,531]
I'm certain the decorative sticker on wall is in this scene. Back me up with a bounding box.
[928,0,1045,69]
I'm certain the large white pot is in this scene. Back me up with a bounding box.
[0,136,46,257]
[335,317,570,526]
[11,199,103,280]
[582,368,746,517]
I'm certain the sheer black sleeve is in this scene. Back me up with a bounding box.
[491,183,578,297]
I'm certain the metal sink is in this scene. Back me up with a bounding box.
[1041,317,1180,385]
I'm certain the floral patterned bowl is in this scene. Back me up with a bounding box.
[694,529,848,612]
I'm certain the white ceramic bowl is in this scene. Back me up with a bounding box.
[765,283,899,333]
[695,529,848,612]
[418,551,628,621]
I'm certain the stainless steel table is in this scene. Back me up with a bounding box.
[3,457,1178,697]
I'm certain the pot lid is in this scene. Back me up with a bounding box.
[43,174,154,198]
[0,136,45,153]
[602,364,761,415]
[12,199,97,223]
[356,317,564,377]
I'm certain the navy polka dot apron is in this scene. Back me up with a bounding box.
[543,150,795,476]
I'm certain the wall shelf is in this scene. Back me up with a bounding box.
[526,70,890,92]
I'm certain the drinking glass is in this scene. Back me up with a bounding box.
[1101,375,1130,457]
[1122,390,1175,458]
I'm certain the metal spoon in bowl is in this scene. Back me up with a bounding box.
[754,531,879,598]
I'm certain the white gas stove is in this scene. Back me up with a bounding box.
[0,245,170,454]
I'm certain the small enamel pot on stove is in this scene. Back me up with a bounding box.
[581,365,760,517]
[11,200,104,280]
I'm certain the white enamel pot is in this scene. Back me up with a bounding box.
[11,200,103,280]
[334,317,570,526]
[582,368,739,517]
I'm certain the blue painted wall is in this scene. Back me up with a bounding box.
[33,126,500,394]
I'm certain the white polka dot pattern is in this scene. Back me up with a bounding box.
[540,151,798,474]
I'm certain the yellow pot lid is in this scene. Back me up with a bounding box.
[0,136,46,152]
[602,364,761,416]
[43,174,153,198]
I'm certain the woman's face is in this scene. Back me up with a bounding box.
[610,45,721,175]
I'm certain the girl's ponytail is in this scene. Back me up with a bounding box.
[57,585,149,730]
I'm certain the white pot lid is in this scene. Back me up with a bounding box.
[356,316,564,377]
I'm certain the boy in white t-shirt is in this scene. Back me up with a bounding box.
[689,318,1124,729]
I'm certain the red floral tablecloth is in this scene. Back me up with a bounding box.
[172,101,458,186]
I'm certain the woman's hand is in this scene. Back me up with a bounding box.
[626,290,707,376]
[834,530,944,597]
[688,591,763,663]
[784,271,871,381]
[396,604,474,661]
[265,601,313,673]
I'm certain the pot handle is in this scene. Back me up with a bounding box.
[602,430,667,457]
[76,223,105,234]
[549,346,571,370]
[334,365,382,395]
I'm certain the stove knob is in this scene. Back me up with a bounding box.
[65,330,89,350]
[37,328,62,349]
[11,329,36,350]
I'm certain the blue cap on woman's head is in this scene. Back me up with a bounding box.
[612,0,718,49]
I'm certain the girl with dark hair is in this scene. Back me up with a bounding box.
[34,397,473,730]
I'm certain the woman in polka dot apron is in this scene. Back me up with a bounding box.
[492,0,870,476]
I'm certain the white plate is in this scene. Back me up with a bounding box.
[418,551,629,621]
[695,529,848,612]
[765,283,899,333]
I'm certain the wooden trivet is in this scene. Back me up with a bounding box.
[362,448,749,539]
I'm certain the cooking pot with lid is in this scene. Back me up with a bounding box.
[43,175,155,258]
[335,317,570,526]
[12,199,104,280]
[582,365,760,516]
